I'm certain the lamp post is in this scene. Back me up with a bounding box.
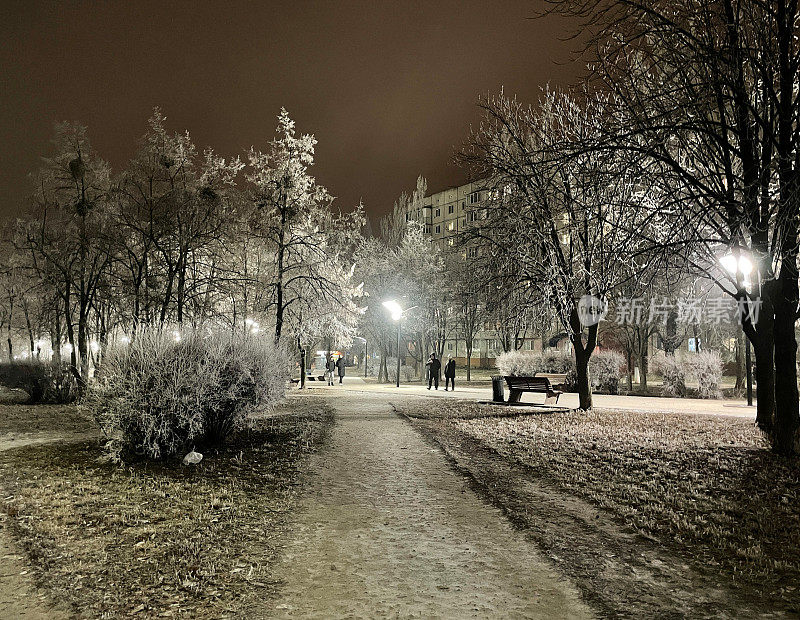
[354,336,368,377]
[382,300,404,388]
[721,252,754,406]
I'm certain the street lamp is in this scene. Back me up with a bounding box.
[721,251,754,406]
[382,300,404,388]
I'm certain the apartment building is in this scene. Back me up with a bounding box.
[404,180,547,367]
[405,180,486,252]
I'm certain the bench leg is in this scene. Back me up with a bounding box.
[507,389,522,403]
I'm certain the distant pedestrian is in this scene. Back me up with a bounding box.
[336,355,346,384]
[426,353,441,390]
[326,356,336,386]
[444,356,455,391]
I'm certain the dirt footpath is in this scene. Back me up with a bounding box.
[272,390,592,619]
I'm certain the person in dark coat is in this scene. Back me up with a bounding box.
[326,356,336,386]
[336,355,346,384]
[444,356,456,391]
[426,353,441,390]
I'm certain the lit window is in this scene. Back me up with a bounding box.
[447,221,454,231]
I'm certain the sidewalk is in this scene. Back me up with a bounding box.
[309,379,757,419]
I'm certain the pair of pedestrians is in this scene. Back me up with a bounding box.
[326,356,345,385]
[425,353,456,391]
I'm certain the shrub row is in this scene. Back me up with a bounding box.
[495,349,624,394]
[0,361,79,403]
[652,351,723,399]
[367,356,416,382]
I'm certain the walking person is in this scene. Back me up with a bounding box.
[426,353,441,390]
[444,356,456,391]
[326,355,336,386]
[336,354,346,384]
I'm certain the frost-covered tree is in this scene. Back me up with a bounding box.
[111,109,243,330]
[549,0,800,452]
[246,109,364,381]
[21,123,113,387]
[463,90,657,409]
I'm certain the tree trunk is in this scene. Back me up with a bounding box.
[298,337,306,389]
[466,348,472,382]
[570,308,596,410]
[575,345,592,410]
[378,344,388,383]
[625,349,633,391]
[77,308,89,390]
[638,329,649,392]
[51,313,62,366]
[772,273,799,455]
[734,333,744,393]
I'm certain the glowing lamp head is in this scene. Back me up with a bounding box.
[721,253,753,276]
[382,300,403,321]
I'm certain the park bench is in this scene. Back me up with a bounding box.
[503,373,566,405]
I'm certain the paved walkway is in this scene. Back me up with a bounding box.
[329,377,756,418]
[273,389,592,619]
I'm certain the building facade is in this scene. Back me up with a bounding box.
[404,180,549,367]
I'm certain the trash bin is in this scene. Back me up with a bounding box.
[491,376,505,402]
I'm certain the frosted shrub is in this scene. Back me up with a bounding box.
[496,350,578,391]
[687,351,723,399]
[368,357,415,382]
[495,350,538,376]
[590,350,624,395]
[652,352,687,397]
[84,327,290,463]
[0,361,78,404]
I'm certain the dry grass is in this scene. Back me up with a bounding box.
[404,401,800,599]
[0,396,333,618]
[0,402,96,438]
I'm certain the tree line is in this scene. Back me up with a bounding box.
[457,0,800,454]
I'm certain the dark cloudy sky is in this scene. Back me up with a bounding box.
[0,0,583,220]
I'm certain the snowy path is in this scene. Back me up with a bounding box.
[272,390,591,619]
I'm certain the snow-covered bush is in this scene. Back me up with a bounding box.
[495,350,538,376]
[590,350,624,395]
[496,348,623,393]
[367,357,415,382]
[0,361,78,403]
[83,327,290,463]
[496,350,577,390]
[687,351,723,399]
[652,352,687,397]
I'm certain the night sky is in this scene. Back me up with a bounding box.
[0,0,583,221]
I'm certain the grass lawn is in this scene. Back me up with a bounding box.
[0,394,333,618]
[401,401,800,616]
